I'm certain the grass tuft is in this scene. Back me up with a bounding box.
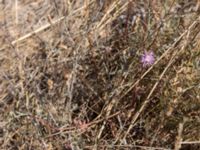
[0,0,200,149]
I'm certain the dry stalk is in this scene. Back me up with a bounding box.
[181,141,200,144]
[174,122,184,150]
[11,16,65,45]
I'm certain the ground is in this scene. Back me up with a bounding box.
[0,0,200,150]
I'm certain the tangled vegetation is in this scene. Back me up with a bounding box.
[0,0,200,149]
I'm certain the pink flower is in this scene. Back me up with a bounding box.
[141,51,155,67]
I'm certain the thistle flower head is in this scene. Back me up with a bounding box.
[141,51,155,67]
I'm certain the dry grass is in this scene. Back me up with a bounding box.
[0,0,200,150]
